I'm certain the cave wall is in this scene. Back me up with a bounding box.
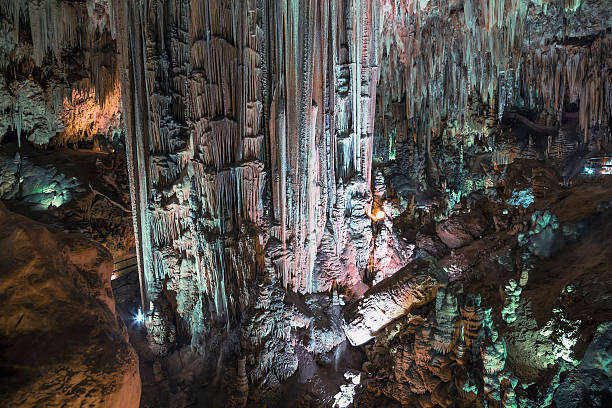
[0,0,119,147]
[2,0,610,373]
[374,0,611,198]
[109,0,382,345]
[0,0,611,406]
[107,0,612,353]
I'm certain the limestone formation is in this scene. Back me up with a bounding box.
[436,210,487,249]
[501,279,522,323]
[0,201,140,408]
[0,0,611,406]
[343,257,448,346]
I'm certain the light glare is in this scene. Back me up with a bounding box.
[135,308,145,324]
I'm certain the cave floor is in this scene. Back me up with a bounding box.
[109,172,612,408]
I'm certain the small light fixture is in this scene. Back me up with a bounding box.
[369,209,385,221]
[584,167,594,175]
[135,308,145,324]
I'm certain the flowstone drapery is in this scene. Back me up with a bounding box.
[106,0,612,354]
[109,0,381,345]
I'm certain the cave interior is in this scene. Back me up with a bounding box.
[0,0,611,407]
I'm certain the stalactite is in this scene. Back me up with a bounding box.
[1,0,119,105]
[377,0,610,146]
[519,35,612,142]
[111,0,391,344]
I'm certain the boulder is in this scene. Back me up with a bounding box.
[0,201,140,407]
[554,322,612,408]
[343,257,448,346]
[436,210,487,249]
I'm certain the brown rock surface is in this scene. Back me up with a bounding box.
[343,257,448,346]
[436,210,487,249]
[0,201,140,407]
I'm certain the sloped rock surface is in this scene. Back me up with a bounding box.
[554,322,612,408]
[0,201,140,407]
[343,257,448,346]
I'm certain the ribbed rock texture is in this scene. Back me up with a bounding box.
[360,289,519,408]
[108,0,383,356]
[343,257,448,346]
[0,1,609,407]
[101,1,612,401]
[105,0,610,332]
[0,201,140,408]
[0,0,120,147]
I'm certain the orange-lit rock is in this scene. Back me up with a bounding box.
[59,83,122,146]
[0,201,140,408]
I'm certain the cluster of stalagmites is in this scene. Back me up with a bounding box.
[240,271,301,391]
[359,284,519,408]
[237,253,351,403]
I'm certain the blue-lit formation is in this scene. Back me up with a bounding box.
[135,308,144,324]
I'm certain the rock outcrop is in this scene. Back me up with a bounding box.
[0,201,140,408]
[436,210,487,249]
[554,322,612,408]
[343,257,448,346]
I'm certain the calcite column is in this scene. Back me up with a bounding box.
[110,0,192,328]
[268,0,379,293]
[110,0,155,314]
[189,0,266,321]
[111,0,382,344]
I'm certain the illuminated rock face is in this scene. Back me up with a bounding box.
[0,202,140,408]
[343,257,447,346]
[0,0,120,147]
[0,153,80,209]
[0,0,611,406]
[109,0,381,344]
[102,2,611,400]
[102,0,612,344]
[362,289,520,408]
[554,322,612,408]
